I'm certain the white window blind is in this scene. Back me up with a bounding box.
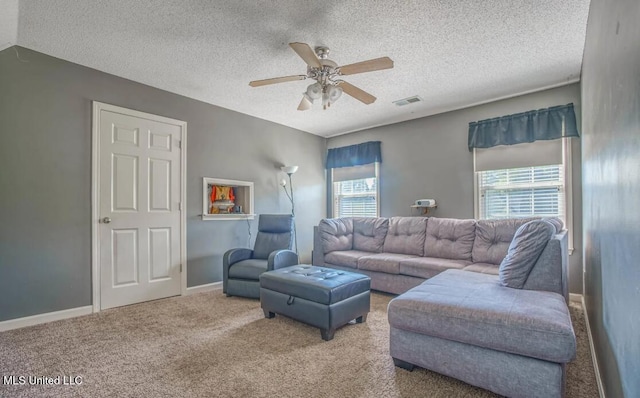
[478,165,565,221]
[332,163,375,182]
[475,140,562,171]
[333,178,378,217]
[332,163,379,218]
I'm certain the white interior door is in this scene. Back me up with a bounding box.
[95,104,184,310]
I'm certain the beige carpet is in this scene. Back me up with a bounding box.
[0,291,598,398]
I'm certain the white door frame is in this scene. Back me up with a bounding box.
[91,101,187,313]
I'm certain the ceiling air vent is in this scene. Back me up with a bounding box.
[393,96,423,106]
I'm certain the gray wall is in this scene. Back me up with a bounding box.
[581,0,640,396]
[328,84,584,294]
[0,46,326,322]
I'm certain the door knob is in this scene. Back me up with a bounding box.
[101,217,112,224]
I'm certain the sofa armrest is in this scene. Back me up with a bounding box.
[268,249,299,270]
[312,226,325,266]
[223,248,253,293]
[522,231,569,302]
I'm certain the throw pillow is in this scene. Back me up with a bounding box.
[543,217,564,233]
[499,220,555,289]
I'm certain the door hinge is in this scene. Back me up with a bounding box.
[180,264,183,273]
[177,140,182,149]
[178,202,182,211]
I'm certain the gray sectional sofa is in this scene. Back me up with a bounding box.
[312,216,568,300]
[312,216,575,397]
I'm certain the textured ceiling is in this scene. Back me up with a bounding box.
[15,0,591,137]
[0,0,19,51]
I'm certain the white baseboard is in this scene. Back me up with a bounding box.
[185,281,222,295]
[0,284,223,331]
[569,293,582,303]
[0,306,93,332]
[581,296,606,398]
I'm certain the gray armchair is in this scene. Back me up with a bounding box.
[223,214,299,298]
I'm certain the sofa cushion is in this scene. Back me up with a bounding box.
[463,263,500,275]
[388,270,576,363]
[472,218,538,265]
[399,257,471,279]
[319,218,353,253]
[383,217,428,256]
[353,217,389,253]
[424,217,476,261]
[499,220,556,289]
[324,250,373,269]
[228,259,268,280]
[522,233,566,298]
[358,253,418,274]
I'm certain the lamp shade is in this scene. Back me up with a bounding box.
[306,83,322,100]
[327,85,343,102]
[281,165,299,174]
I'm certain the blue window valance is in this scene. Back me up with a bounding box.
[326,141,382,169]
[468,103,579,151]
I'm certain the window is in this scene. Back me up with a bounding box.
[331,163,379,218]
[333,177,378,217]
[478,165,565,221]
[474,138,574,253]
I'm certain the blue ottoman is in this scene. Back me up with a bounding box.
[259,265,370,341]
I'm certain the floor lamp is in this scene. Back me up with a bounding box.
[280,166,298,254]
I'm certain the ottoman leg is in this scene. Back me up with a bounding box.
[321,328,336,341]
[263,309,275,319]
[393,358,415,371]
[356,314,368,323]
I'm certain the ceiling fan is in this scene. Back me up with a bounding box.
[249,42,394,111]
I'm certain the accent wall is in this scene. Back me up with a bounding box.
[0,46,326,322]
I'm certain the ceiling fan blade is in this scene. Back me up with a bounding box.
[338,57,394,76]
[289,42,322,68]
[249,75,307,87]
[339,81,377,104]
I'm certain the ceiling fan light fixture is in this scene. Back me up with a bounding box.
[322,85,343,109]
[249,43,393,111]
[306,82,323,100]
[297,94,313,111]
[328,85,343,102]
